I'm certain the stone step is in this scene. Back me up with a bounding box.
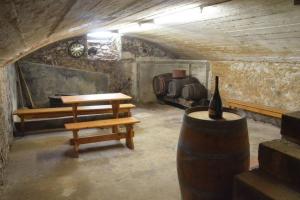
[258,139,300,188]
[281,111,300,145]
[234,169,300,200]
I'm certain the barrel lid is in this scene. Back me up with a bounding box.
[185,106,246,123]
[188,111,241,121]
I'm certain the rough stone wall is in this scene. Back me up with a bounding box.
[20,36,176,107]
[0,64,17,185]
[87,34,121,60]
[122,36,177,59]
[210,61,300,111]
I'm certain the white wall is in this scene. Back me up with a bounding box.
[135,58,210,103]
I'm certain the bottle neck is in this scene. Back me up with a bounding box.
[215,76,219,91]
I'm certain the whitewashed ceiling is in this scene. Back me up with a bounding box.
[0,0,299,66]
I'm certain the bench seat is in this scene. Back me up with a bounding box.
[65,117,140,156]
[226,99,287,118]
[13,104,135,133]
[13,104,135,119]
[65,117,140,130]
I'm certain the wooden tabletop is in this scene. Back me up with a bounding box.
[61,93,132,104]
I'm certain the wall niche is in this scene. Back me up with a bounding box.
[18,35,177,107]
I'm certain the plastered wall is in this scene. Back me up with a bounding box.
[210,61,300,111]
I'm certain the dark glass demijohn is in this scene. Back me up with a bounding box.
[208,76,223,119]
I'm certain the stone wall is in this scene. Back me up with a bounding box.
[20,35,177,107]
[210,61,300,111]
[87,33,121,60]
[122,37,176,59]
[0,64,17,185]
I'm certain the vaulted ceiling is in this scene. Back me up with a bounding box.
[0,0,299,66]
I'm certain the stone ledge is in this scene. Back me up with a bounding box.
[281,111,300,145]
[234,169,300,200]
[258,139,300,189]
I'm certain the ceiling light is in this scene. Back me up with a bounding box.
[119,23,140,33]
[153,7,202,25]
[119,22,157,33]
[87,31,118,39]
[140,21,157,30]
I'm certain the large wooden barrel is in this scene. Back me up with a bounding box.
[182,83,207,100]
[168,77,199,98]
[173,69,187,79]
[177,107,249,200]
[153,73,172,96]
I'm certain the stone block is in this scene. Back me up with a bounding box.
[281,111,300,145]
[234,169,300,200]
[258,139,300,189]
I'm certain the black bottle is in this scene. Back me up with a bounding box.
[208,76,223,119]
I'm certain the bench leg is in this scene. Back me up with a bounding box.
[72,130,79,157]
[127,110,132,117]
[112,101,120,133]
[125,125,134,150]
[20,117,25,136]
[72,104,78,122]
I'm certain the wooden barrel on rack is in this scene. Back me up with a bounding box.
[181,83,207,100]
[152,73,172,96]
[168,77,199,98]
[177,106,249,200]
[172,69,187,79]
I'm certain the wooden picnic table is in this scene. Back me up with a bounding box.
[61,93,132,121]
[61,93,137,156]
[62,93,132,134]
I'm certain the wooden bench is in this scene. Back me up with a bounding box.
[13,104,135,132]
[226,99,287,119]
[65,117,140,156]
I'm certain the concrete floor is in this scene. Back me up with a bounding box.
[0,104,281,200]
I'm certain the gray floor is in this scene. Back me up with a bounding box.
[0,104,281,200]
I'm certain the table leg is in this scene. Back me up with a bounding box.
[70,104,78,146]
[72,103,78,122]
[112,100,120,134]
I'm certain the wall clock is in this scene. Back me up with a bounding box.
[68,42,85,58]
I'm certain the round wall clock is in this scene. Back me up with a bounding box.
[68,42,85,58]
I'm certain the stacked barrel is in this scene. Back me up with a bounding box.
[153,70,207,101]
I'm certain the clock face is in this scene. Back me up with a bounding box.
[68,42,85,58]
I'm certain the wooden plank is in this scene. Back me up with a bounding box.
[13,104,135,117]
[226,99,287,118]
[61,93,132,104]
[228,102,284,116]
[15,64,25,108]
[227,99,286,113]
[16,62,35,108]
[65,117,140,130]
[74,133,127,145]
